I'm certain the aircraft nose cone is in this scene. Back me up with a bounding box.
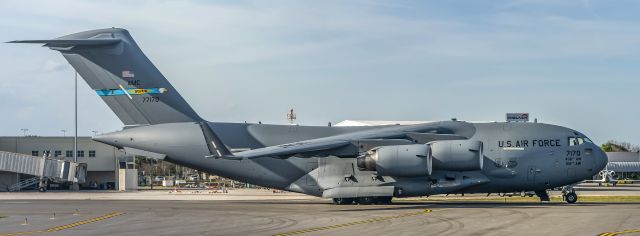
[594,146,608,172]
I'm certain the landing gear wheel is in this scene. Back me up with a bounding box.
[356,197,376,205]
[376,197,393,205]
[565,192,578,204]
[333,198,354,205]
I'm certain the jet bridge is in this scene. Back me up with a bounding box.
[0,151,86,191]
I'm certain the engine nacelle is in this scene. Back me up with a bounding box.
[357,144,432,177]
[430,140,483,171]
[356,140,484,177]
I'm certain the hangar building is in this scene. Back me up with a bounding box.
[605,152,640,178]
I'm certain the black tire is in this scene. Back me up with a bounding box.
[376,197,393,205]
[333,198,354,205]
[565,192,577,204]
[356,197,376,205]
[38,186,46,192]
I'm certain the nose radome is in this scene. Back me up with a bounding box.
[594,146,608,172]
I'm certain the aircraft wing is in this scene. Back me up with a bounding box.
[221,128,468,160]
[225,139,351,160]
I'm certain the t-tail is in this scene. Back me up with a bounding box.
[8,28,202,126]
[9,28,234,159]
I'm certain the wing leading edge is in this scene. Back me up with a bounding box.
[222,131,468,160]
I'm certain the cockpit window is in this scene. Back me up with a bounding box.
[568,137,589,146]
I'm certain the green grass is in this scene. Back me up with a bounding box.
[395,195,640,203]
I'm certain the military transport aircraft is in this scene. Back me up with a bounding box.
[584,169,640,186]
[9,28,608,204]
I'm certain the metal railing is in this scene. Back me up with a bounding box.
[7,176,40,191]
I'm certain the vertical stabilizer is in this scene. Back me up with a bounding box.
[9,28,202,126]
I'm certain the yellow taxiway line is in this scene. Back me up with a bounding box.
[274,209,432,236]
[0,212,124,236]
[599,229,640,236]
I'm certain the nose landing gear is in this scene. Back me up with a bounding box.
[564,192,578,204]
[562,184,578,204]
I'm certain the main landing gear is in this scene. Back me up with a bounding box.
[535,190,550,202]
[562,185,578,204]
[333,196,392,205]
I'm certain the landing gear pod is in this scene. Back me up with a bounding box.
[356,144,432,177]
[429,140,483,171]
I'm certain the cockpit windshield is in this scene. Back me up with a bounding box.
[568,137,592,146]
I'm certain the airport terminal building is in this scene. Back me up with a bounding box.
[0,136,123,191]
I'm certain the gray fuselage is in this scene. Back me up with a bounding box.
[95,120,608,197]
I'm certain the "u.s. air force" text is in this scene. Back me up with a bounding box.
[498,139,561,148]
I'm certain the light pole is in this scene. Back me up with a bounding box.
[61,129,67,137]
[20,128,29,136]
[74,71,78,163]
[72,71,78,191]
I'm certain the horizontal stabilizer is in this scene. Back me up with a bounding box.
[7,39,122,47]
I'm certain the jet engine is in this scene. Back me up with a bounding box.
[430,140,483,171]
[356,140,484,177]
[356,144,432,177]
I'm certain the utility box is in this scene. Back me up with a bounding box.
[162,179,175,187]
[118,169,138,191]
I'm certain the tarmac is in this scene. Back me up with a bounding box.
[0,184,639,236]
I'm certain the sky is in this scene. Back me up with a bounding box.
[0,0,638,145]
